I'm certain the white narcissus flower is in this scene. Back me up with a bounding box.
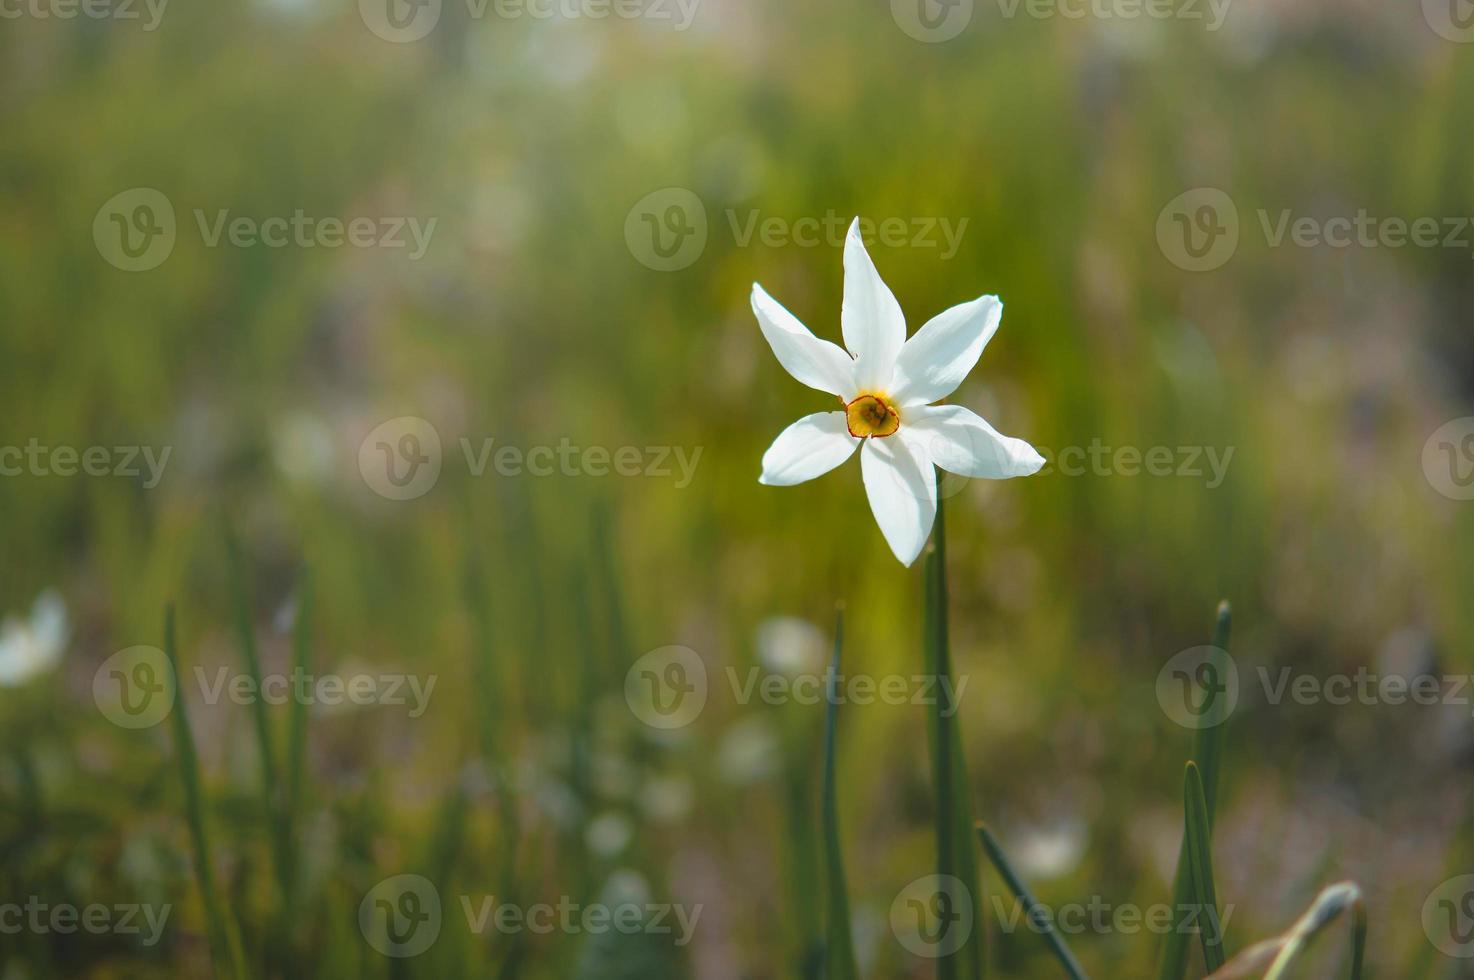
[754,218,1044,567]
[0,590,69,688]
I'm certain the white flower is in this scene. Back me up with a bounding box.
[754,616,826,678]
[0,590,69,688]
[754,218,1044,566]
[1009,818,1087,881]
[718,716,780,785]
[584,811,634,858]
[640,773,694,824]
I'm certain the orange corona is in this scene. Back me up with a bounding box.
[844,393,901,439]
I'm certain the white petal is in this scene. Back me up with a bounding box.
[905,404,1044,479]
[759,412,861,486]
[860,435,937,567]
[29,589,68,661]
[841,219,906,391]
[892,295,1003,406]
[752,284,857,398]
[0,619,38,687]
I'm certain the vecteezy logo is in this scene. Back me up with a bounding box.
[1156,188,1240,272]
[1424,875,1474,958]
[624,646,707,729]
[93,646,176,729]
[359,0,442,42]
[624,188,708,272]
[359,874,442,958]
[93,189,176,272]
[891,0,973,42]
[1156,645,1239,730]
[1424,0,1474,42]
[891,874,973,959]
[1423,418,1474,501]
[358,417,443,501]
[1446,893,1474,944]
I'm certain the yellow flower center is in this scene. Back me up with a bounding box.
[844,392,901,438]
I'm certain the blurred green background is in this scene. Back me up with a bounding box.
[2,0,1474,975]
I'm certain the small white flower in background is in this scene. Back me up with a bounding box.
[755,616,826,678]
[591,749,637,800]
[524,771,581,830]
[753,218,1044,566]
[271,410,335,487]
[585,811,634,858]
[718,716,781,785]
[600,868,653,908]
[0,590,68,688]
[272,595,299,634]
[1009,818,1087,881]
[640,773,694,824]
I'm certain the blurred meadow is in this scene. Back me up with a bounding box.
[2,0,1474,976]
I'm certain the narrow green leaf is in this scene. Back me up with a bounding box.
[1193,602,1233,815]
[822,610,859,980]
[13,744,41,829]
[1158,601,1232,980]
[923,499,984,980]
[427,784,470,892]
[978,825,1084,978]
[1349,896,1367,980]
[591,498,632,670]
[1184,762,1225,972]
[465,544,521,819]
[223,526,280,785]
[505,481,551,720]
[279,572,312,937]
[286,572,312,829]
[464,541,507,763]
[949,724,985,980]
[163,604,250,980]
[784,745,823,979]
[464,533,525,980]
[223,525,292,902]
[976,824,1088,980]
[924,514,957,980]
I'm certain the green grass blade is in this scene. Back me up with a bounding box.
[784,745,823,979]
[464,542,506,762]
[1158,601,1232,980]
[223,525,292,901]
[464,534,524,979]
[286,571,312,830]
[1193,602,1233,814]
[1349,894,1367,980]
[821,610,859,980]
[13,743,41,829]
[949,726,985,980]
[924,513,957,980]
[428,784,470,892]
[1184,762,1226,972]
[1158,870,1194,972]
[164,604,250,980]
[280,571,312,936]
[923,499,984,980]
[976,824,1088,980]
[591,498,632,670]
[224,526,281,786]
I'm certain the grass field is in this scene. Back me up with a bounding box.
[2,0,1474,976]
